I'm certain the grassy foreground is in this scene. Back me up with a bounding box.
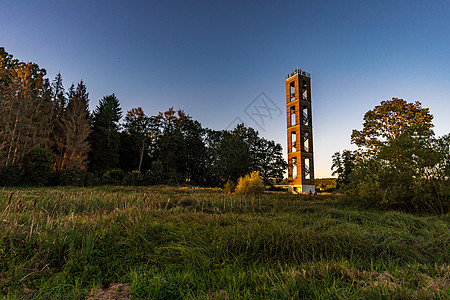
[0,186,449,299]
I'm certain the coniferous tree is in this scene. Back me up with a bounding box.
[52,73,66,116]
[51,73,67,169]
[60,81,91,170]
[89,94,122,174]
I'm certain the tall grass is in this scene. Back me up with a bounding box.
[0,186,448,298]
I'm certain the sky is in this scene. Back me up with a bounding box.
[1,0,449,178]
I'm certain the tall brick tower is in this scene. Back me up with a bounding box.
[285,69,315,193]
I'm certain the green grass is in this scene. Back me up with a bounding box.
[0,186,449,299]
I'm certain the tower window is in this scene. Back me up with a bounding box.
[302,106,309,126]
[290,106,296,126]
[290,81,295,101]
[291,131,297,152]
[302,80,308,100]
[304,157,311,179]
[303,132,309,152]
[292,157,297,179]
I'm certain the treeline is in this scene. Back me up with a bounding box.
[332,98,449,214]
[0,47,286,187]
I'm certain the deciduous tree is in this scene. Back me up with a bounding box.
[0,49,53,166]
[351,98,434,156]
[122,107,155,173]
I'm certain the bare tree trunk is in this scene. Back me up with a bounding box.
[138,139,145,173]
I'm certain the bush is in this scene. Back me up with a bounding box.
[102,169,125,185]
[51,168,96,186]
[235,172,265,195]
[223,179,236,194]
[125,171,144,186]
[346,157,449,214]
[144,160,165,184]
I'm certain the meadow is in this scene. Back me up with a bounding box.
[0,186,449,299]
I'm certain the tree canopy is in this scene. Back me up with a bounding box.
[351,98,434,155]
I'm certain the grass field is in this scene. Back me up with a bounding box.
[0,186,449,299]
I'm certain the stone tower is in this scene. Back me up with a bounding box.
[285,69,315,193]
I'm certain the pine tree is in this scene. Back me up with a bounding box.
[60,81,91,170]
[51,73,67,169]
[89,94,122,173]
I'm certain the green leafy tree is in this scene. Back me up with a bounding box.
[219,124,257,182]
[155,108,206,185]
[345,98,448,214]
[203,124,286,186]
[0,49,53,166]
[202,129,225,186]
[123,107,155,173]
[252,137,287,186]
[89,94,122,174]
[434,134,450,178]
[331,150,356,190]
[351,98,434,156]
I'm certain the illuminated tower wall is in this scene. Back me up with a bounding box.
[285,69,315,193]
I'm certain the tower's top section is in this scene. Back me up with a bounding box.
[285,68,311,80]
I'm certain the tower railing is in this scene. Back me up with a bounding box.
[285,68,311,79]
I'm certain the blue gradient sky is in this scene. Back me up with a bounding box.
[2,0,449,177]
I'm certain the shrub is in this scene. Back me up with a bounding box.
[125,170,144,186]
[235,172,265,195]
[51,168,96,186]
[144,160,165,184]
[102,169,125,185]
[346,156,449,214]
[223,179,236,194]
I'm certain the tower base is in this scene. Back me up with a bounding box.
[288,185,316,194]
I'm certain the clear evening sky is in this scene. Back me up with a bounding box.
[1,0,449,178]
